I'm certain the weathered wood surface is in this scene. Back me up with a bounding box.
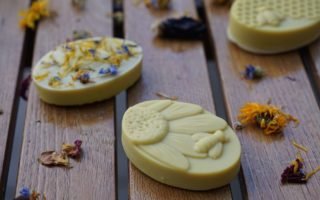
[204,1,320,199]
[15,0,116,199]
[124,0,232,199]
[0,0,28,194]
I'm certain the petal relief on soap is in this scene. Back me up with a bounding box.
[256,7,284,26]
[169,114,227,134]
[139,142,189,171]
[163,133,207,158]
[161,102,203,121]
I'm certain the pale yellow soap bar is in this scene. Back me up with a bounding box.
[122,100,241,190]
[228,0,320,54]
[32,37,142,105]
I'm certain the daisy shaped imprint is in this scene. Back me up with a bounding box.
[122,100,241,190]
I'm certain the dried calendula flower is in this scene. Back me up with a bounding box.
[38,151,70,167]
[62,140,82,158]
[153,16,206,39]
[144,0,170,9]
[243,64,264,80]
[19,0,50,29]
[238,102,299,135]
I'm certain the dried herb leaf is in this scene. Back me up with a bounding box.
[155,16,206,39]
[38,151,70,167]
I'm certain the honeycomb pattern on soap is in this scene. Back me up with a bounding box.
[233,0,320,26]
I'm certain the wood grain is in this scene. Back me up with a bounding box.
[16,1,116,199]
[0,0,28,193]
[205,1,320,199]
[124,0,231,199]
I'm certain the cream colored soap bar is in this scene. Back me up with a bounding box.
[122,100,241,190]
[32,37,142,105]
[228,0,320,54]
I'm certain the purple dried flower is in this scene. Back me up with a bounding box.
[99,65,118,76]
[19,187,30,198]
[244,64,264,80]
[79,73,90,84]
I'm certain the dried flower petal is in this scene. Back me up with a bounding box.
[99,65,118,76]
[62,140,82,158]
[38,150,70,167]
[243,64,264,80]
[19,187,30,198]
[155,92,178,100]
[155,16,206,39]
[292,140,308,152]
[19,0,50,29]
[281,155,307,184]
[238,102,299,135]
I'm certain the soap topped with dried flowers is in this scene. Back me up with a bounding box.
[32,37,142,105]
[122,100,241,190]
[228,0,320,54]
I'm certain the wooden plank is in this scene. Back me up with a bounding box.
[204,2,320,199]
[0,0,28,193]
[124,1,232,199]
[16,1,116,199]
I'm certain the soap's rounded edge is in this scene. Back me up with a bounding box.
[32,37,143,106]
[228,1,320,54]
[121,101,242,191]
[34,58,142,106]
[227,25,320,54]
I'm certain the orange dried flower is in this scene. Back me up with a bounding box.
[238,102,299,135]
[19,0,50,29]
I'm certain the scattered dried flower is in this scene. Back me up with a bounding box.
[19,187,30,198]
[153,16,206,39]
[238,102,299,135]
[38,151,70,167]
[292,140,308,153]
[62,140,82,158]
[48,76,62,87]
[243,64,264,80]
[20,75,31,100]
[19,0,50,29]
[145,0,170,9]
[71,0,86,10]
[155,92,178,100]
[281,154,307,184]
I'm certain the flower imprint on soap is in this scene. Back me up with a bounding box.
[123,100,231,172]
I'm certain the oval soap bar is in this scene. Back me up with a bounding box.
[228,0,320,54]
[122,100,241,190]
[32,37,142,105]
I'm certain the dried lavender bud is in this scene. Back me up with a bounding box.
[244,64,264,80]
[157,16,206,39]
